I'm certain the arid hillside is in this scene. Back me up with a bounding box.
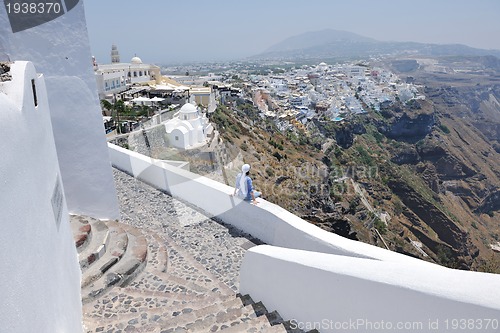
[208,57,500,272]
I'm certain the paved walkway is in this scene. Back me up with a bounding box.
[80,168,313,332]
[82,169,264,332]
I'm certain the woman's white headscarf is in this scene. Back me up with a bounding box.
[239,164,250,197]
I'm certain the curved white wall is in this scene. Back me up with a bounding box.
[108,143,435,265]
[0,62,82,333]
[0,0,119,220]
[240,246,500,333]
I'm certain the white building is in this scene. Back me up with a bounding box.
[0,60,83,333]
[94,53,161,100]
[317,61,329,72]
[164,102,213,150]
[345,65,366,78]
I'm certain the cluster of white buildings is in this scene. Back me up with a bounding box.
[94,45,213,107]
[245,62,424,130]
[94,45,216,151]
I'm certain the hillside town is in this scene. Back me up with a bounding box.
[235,61,425,130]
[96,45,425,143]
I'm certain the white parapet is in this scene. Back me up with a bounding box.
[0,61,82,333]
[241,245,500,333]
[108,143,437,266]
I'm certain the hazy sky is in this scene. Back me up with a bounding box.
[83,0,500,64]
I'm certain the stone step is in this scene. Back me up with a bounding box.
[282,320,320,333]
[128,230,217,296]
[110,222,148,285]
[81,222,147,303]
[125,270,210,300]
[237,293,254,306]
[185,303,258,332]
[78,217,110,270]
[81,222,128,288]
[144,231,169,274]
[218,314,272,333]
[265,310,284,326]
[249,301,268,317]
[120,284,232,307]
[70,215,91,253]
[261,323,289,333]
[130,298,249,331]
[82,289,235,331]
[156,294,265,333]
[264,311,319,333]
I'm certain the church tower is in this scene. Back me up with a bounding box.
[111,44,120,63]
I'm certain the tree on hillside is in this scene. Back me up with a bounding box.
[100,99,113,116]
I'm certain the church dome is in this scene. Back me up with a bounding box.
[179,103,198,114]
[131,56,143,64]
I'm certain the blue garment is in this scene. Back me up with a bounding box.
[235,173,254,201]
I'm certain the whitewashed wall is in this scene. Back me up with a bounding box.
[241,246,500,333]
[108,143,433,265]
[0,0,119,219]
[0,61,82,333]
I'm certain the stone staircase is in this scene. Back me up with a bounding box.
[71,214,317,333]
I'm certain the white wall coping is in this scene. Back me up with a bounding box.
[244,245,500,309]
[240,246,500,333]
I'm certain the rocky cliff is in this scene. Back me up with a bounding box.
[198,56,500,272]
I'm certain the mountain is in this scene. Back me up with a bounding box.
[264,29,376,53]
[255,29,500,60]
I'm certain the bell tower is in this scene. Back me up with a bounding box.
[111,44,120,63]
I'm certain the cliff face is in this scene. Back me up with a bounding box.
[375,57,500,270]
[388,178,478,268]
[320,59,500,269]
[379,113,435,142]
[208,57,499,271]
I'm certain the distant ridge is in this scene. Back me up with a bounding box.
[255,29,500,60]
[264,29,376,53]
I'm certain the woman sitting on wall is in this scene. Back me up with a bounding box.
[233,164,261,204]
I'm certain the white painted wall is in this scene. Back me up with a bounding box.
[0,61,82,333]
[108,143,435,266]
[240,246,500,333]
[95,68,127,98]
[0,0,119,219]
